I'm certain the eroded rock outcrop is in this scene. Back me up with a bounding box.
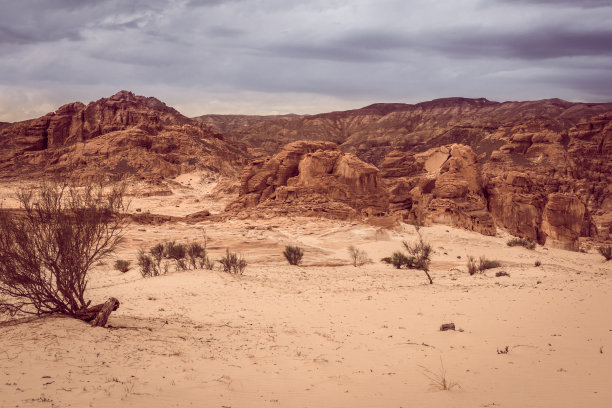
[229,141,388,218]
[0,91,247,182]
[380,144,496,235]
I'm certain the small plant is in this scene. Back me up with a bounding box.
[419,357,459,391]
[478,256,501,272]
[114,259,131,273]
[380,256,392,264]
[507,237,536,250]
[348,246,369,267]
[495,271,510,277]
[403,238,433,284]
[497,346,510,354]
[137,249,156,277]
[186,242,206,269]
[535,260,542,267]
[599,245,612,261]
[467,256,478,275]
[391,251,411,269]
[150,243,164,271]
[164,241,187,270]
[219,249,247,275]
[283,245,304,266]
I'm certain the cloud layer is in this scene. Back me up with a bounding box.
[1,0,611,121]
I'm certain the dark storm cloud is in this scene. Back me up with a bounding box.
[427,27,612,60]
[1,0,612,121]
[269,25,612,64]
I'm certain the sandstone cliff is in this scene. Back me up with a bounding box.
[216,98,611,249]
[0,91,247,182]
[228,141,389,219]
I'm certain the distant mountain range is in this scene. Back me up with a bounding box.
[1,92,610,249]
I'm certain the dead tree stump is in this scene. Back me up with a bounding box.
[90,297,120,327]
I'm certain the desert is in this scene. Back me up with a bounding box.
[0,145,611,407]
[2,1,612,406]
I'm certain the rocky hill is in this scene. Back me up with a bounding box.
[0,91,248,182]
[195,98,612,163]
[212,98,612,249]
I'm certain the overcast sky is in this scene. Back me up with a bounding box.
[1,0,611,121]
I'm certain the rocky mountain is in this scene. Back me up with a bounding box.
[213,98,612,249]
[0,91,248,182]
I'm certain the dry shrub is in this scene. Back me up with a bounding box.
[419,358,460,391]
[478,256,502,271]
[283,245,304,266]
[0,182,127,317]
[348,246,369,267]
[403,238,433,284]
[114,259,130,273]
[507,237,536,250]
[164,241,187,270]
[495,271,510,277]
[467,256,478,275]
[219,249,247,275]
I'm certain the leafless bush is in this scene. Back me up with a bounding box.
[348,246,369,267]
[478,256,501,271]
[467,256,502,274]
[419,357,460,391]
[186,242,207,269]
[0,182,127,317]
[219,249,247,275]
[164,241,187,270]
[283,245,304,265]
[467,256,478,275]
[403,238,433,284]
[137,249,155,277]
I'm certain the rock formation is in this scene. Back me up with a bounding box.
[229,141,389,219]
[201,98,611,250]
[0,91,247,182]
[380,144,496,236]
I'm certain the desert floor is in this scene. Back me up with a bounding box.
[1,176,611,408]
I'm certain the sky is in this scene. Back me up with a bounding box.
[1,0,611,122]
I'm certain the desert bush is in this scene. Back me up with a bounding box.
[219,249,247,275]
[495,271,510,277]
[0,182,127,317]
[391,251,411,269]
[467,256,478,275]
[283,245,304,266]
[381,257,393,264]
[534,260,542,267]
[507,237,536,250]
[403,238,434,284]
[137,249,155,277]
[114,259,131,273]
[478,256,502,271]
[186,242,207,269]
[348,246,369,267]
[164,241,187,270]
[599,245,612,261]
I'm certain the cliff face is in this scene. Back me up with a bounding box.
[209,98,612,249]
[228,141,389,219]
[0,91,248,182]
